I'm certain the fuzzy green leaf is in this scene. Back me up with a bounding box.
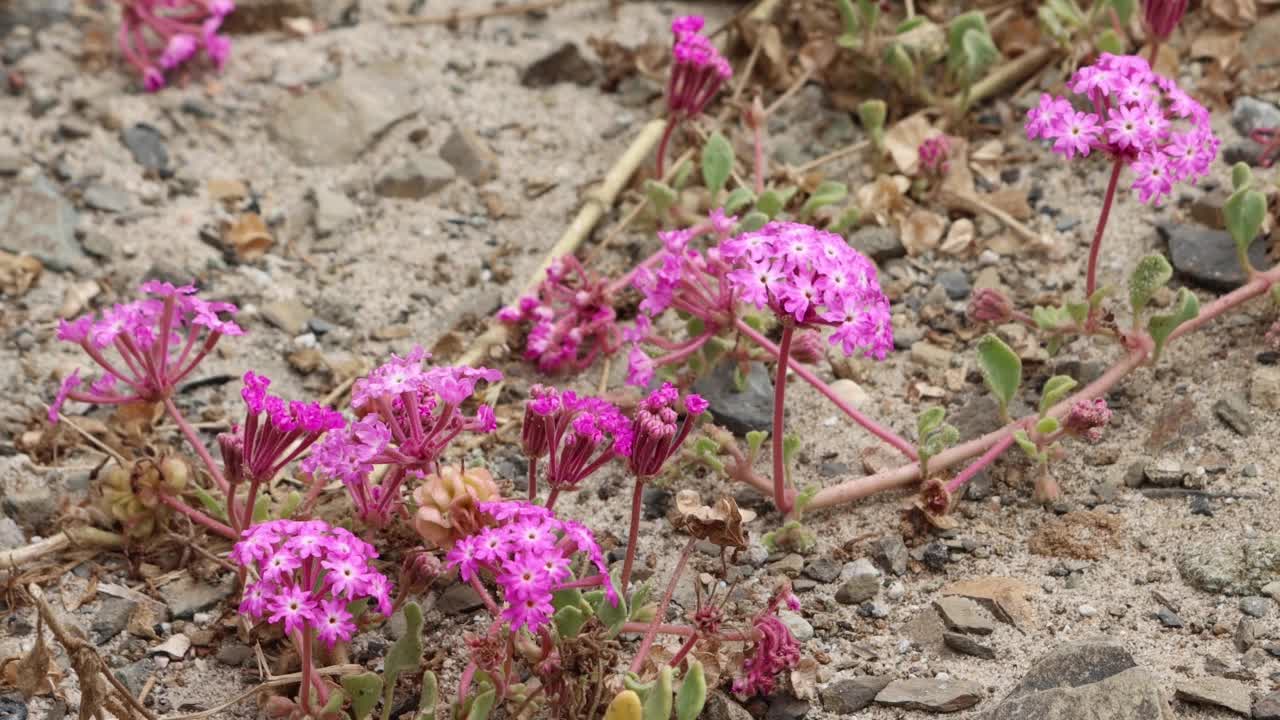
[1224,188,1266,262]
[252,492,272,524]
[896,16,925,33]
[921,424,958,458]
[416,671,438,720]
[1095,28,1123,55]
[960,28,999,82]
[1128,253,1172,319]
[701,132,734,203]
[723,187,755,215]
[757,187,797,218]
[947,12,989,70]
[857,100,887,137]
[834,0,859,35]
[1037,6,1068,40]
[976,334,1021,415]
[676,662,708,720]
[1147,287,1199,360]
[381,602,424,720]
[1035,416,1061,436]
[738,211,769,232]
[642,667,674,720]
[592,573,629,634]
[552,587,585,612]
[342,673,384,720]
[1012,429,1039,459]
[671,158,693,190]
[1038,375,1078,415]
[644,180,676,217]
[800,181,848,218]
[883,43,916,88]
[1109,0,1135,23]
[320,689,347,717]
[465,688,496,720]
[917,406,946,439]
[1231,161,1253,191]
[190,485,229,523]
[554,605,589,638]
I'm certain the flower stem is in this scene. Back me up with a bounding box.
[944,433,1015,495]
[545,486,560,510]
[1085,158,1124,325]
[630,538,696,674]
[163,396,229,494]
[619,480,644,595]
[656,116,679,179]
[299,630,314,715]
[668,632,700,668]
[528,457,538,503]
[157,493,236,539]
[771,324,795,515]
[469,575,502,617]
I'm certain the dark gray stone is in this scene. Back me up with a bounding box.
[0,695,27,720]
[875,678,983,713]
[821,676,892,714]
[1156,608,1183,628]
[922,542,950,570]
[1222,140,1265,167]
[113,658,154,697]
[158,574,235,619]
[120,124,169,173]
[803,557,841,584]
[691,361,775,436]
[1161,224,1270,292]
[438,583,484,615]
[91,598,136,644]
[765,696,809,720]
[983,668,1171,720]
[0,175,82,272]
[873,534,909,576]
[944,632,996,659]
[952,395,1004,442]
[1006,639,1136,698]
[937,270,971,300]
[1255,691,1280,720]
[215,643,253,666]
[1213,396,1253,437]
[641,485,671,520]
[0,0,72,37]
[934,596,996,635]
[1231,97,1280,137]
[847,226,905,263]
[520,43,597,87]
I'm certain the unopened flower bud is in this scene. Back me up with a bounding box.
[1063,397,1111,442]
[966,288,1014,324]
[400,550,444,595]
[1141,0,1188,42]
[218,431,243,485]
[789,329,825,364]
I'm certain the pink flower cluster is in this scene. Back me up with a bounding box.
[918,134,951,176]
[1063,397,1112,442]
[302,347,501,527]
[497,256,621,374]
[1025,53,1219,204]
[447,501,615,633]
[232,519,392,647]
[732,585,802,697]
[221,371,344,484]
[722,221,893,357]
[628,383,706,478]
[521,385,633,491]
[667,15,732,119]
[119,0,235,91]
[51,282,242,422]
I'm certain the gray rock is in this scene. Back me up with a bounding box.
[112,658,153,696]
[312,187,360,237]
[520,43,597,87]
[778,609,813,641]
[158,574,235,619]
[691,361,775,436]
[215,643,253,666]
[0,695,27,720]
[641,485,671,519]
[1006,639,1137,697]
[120,124,169,173]
[79,231,114,259]
[765,696,809,720]
[1234,618,1256,652]
[1179,537,1280,596]
[966,469,993,500]
[944,632,996,659]
[875,678,983,713]
[270,63,422,166]
[0,175,83,272]
[1255,691,1280,720]
[873,534,909,576]
[1161,224,1269,292]
[836,559,880,605]
[934,596,996,635]
[440,125,498,185]
[859,600,890,618]
[937,270,971,300]
[1213,395,1253,436]
[952,395,1004,442]
[821,676,893,714]
[1231,97,1280,137]
[91,598,136,644]
[847,226,906,263]
[922,542,950,570]
[804,557,841,584]
[705,692,753,720]
[0,456,57,530]
[83,184,131,213]
[983,668,1172,720]
[0,0,72,37]
[1174,678,1251,716]
[0,516,24,549]
[770,553,804,577]
[438,583,483,615]
[1143,458,1184,487]
[1156,608,1183,628]
[1222,140,1265,167]
[1240,596,1269,618]
[374,157,456,199]
[261,300,311,335]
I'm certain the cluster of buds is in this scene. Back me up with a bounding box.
[918,134,951,176]
[51,282,242,421]
[520,384,633,500]
[667,15,732,120]
[302,347,501,528]
[966,288,1015,324]
[118,0,235,91]
[1062,397,1113,442]
[497,256,621,374]
[411,465,500,548]
[99,456,190,538]
[628,383,707,478]
[1140,0,1188,44]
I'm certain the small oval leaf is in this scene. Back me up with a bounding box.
[976,334,1021,415]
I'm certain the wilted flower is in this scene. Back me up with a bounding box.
[496,256,621,374]
[732,584,802,697]
[411,466,500,549]
[100,456,190,538]
[788,329,826,364]
[1063,397,1112,442]
[966,287,1014,324]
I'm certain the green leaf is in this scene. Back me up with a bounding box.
[1039,375,1078,415]
[676,662,707,720]
[1064,301,1089,326]
[746,430,768,457]
[465,688,495,720]
[857,100,887,138]
[782,433,802,469]
[857,0,879,29]
[554,605,588,638]
[416,671,438,720]
[976,334,1022,416]
[723,187,755,215]
[671,158,693,190]
[896,16,925,33]
[920,424,958,459]
[1095,28,1123,55]
[382,602,424,720]
[1031,304,1072,331]
[1109,0,1135,23]
[960,28,999,82]
[1046,0,1086,26]
[1128,253,1173,319]
[628,582,654,621]
[834,0,859,35]
[341,673,384,720]
[1231,161,1253,191]
[190,485,229,523]
[800,181,848,218]
[757,187,797,218]
[592,573,629,634]
[1037,6,1067,40]
[644,180,676,218]
[738,210,769,232]
[1224,188,1266,263]
[252,492,272,524]
[947,12,989,70]
[552,587,585,612]
[917,406,946,439]
[701,132,734,203]
[641,667,674,720]
[1035,416,1061,435]
[1147,287,1199,360]
[1012,430,1040,459]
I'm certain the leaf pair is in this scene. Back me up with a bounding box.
[613,661,707,720]
[1127,253,1200,359]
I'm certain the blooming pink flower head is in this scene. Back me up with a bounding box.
[446,500,615,633]
[1142,0,1188,42]
[496,255,621,374]
[1063,397,1112,442]
[667,15,731,119]
[1024,53,1218,205]
[628,383,706,478]
[232,519,392,646]
[721,222,893,358]
[118,0,235,91]
[223,371,344,483]
[49,283,241,422]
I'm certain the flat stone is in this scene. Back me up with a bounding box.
[520,42,597,87]
[0,695,26,720]
[1179,537,1280,596]
[836,558,880,605]
[1255,691,1280,720]
[438,583,484,615]
[0,175,82,272]
[270,62,423,167]
[149,633,191,660]
[942,576,1036,628]
[1235,618,1256,652]
[374,157,456,199]
[1161,224,1269,292]
[910,341,951,369]
[934,596,996,635]
[440,125,498,185]
[1143,458,1185,487]
[82,184,131,213]
[944,632,996,659]
[821,676,892,714]
[261,299,311,335]
[1231,96,1280,137]
[1212,395,1253,436]
[312,187,360,237]
[875,678,983,713]
[937,270,971,300]
[873,534,908,576]
[1240,596,1269,618]
[847,225,905,263]
[1174,677,1251,716]
[902,608,951,656]
[802,557,841,584]
[0,456,57,530]
[778,609,813,641]
[829,379,869,410]
[982,667,1171,720]
[1251,367,1280,411]
[91,598,136,644]
[1005,639,1136,697]
[157,574,235,619]
[691,361,774,436]
[120,124,169,173]
[765,696,809,720]
[215,643,253,666]
[769,553,804,577]
[1156,608,1183,628]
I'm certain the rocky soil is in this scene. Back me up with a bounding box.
[2,1,1280,719]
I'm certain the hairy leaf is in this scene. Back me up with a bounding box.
[676,662,707,720]
[342,673,384,720]
[976,334,1021,416]
[1039,375,1078,415]
[1148,288,1199,360]
[1128,253,1172,320]
[701,132,734,203]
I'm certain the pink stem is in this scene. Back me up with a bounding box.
[752,120,765,195]
[298,630,314,714]
[528,456,538,503]
[1085,158,1124,325]
[668,633,700,667]
[734,317,918,460]
[469,575,502,616]
[619,481,644,595]
[771,324,795,515]
[655,116,679,179]
[944,433,1015,495]
[630,538,696,674]
[157,493,236,539]
[163,396,229,494]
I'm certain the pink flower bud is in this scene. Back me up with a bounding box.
[1141,0,1188,42]
[966,288,1014,324]
[789,329,825,364]
[1064,397,1112,442]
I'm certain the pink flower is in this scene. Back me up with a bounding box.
[1051,111,1102,158]
[118,0,234,91]
[732,586,802,698]
[315,599,356,648]
[48,370,82,423]
[159,34,197,69]
[268,585,318,636]
[667,15,731,119]
[1142,0,1188,42]
[497,255,621,374]
[628,383,705,478]
[524,391,632,491]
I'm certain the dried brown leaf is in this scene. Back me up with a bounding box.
[225,212,274,262]
[1206,0,1256,27]
[900,208,947,256]
[940,218,975,255]
[0,251,42,297]
[672,491,755,549]
[1190,29,1243,69]
[884,114,935,175]
[855,176,908,225]
[15,617,51,699]
[789,658,819,701]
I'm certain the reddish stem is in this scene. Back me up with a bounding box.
[469,575,502,617]
[668,633,700,668]
[655,116,679,179]
[528,456,538,503]
[298,630,314,715]
[630,538,696,674]
[619,481,644,595]
[944,433,1015,495]
[157,493,236,539]
[771,323,796,515]
[1085,158,1124,325]
[163,396,229,494]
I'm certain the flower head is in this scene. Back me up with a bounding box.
[527,390,633,491]
[918,134,951,175]
[667,15,731,119]
[1063,397,1112,442]
[966,288,1014,324]
[227,371,343,484]
[732,585,802,697]
[1141,0,1188,42]
[497,256,621,374]
[119,0,234,91]
[628,383,705,478]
